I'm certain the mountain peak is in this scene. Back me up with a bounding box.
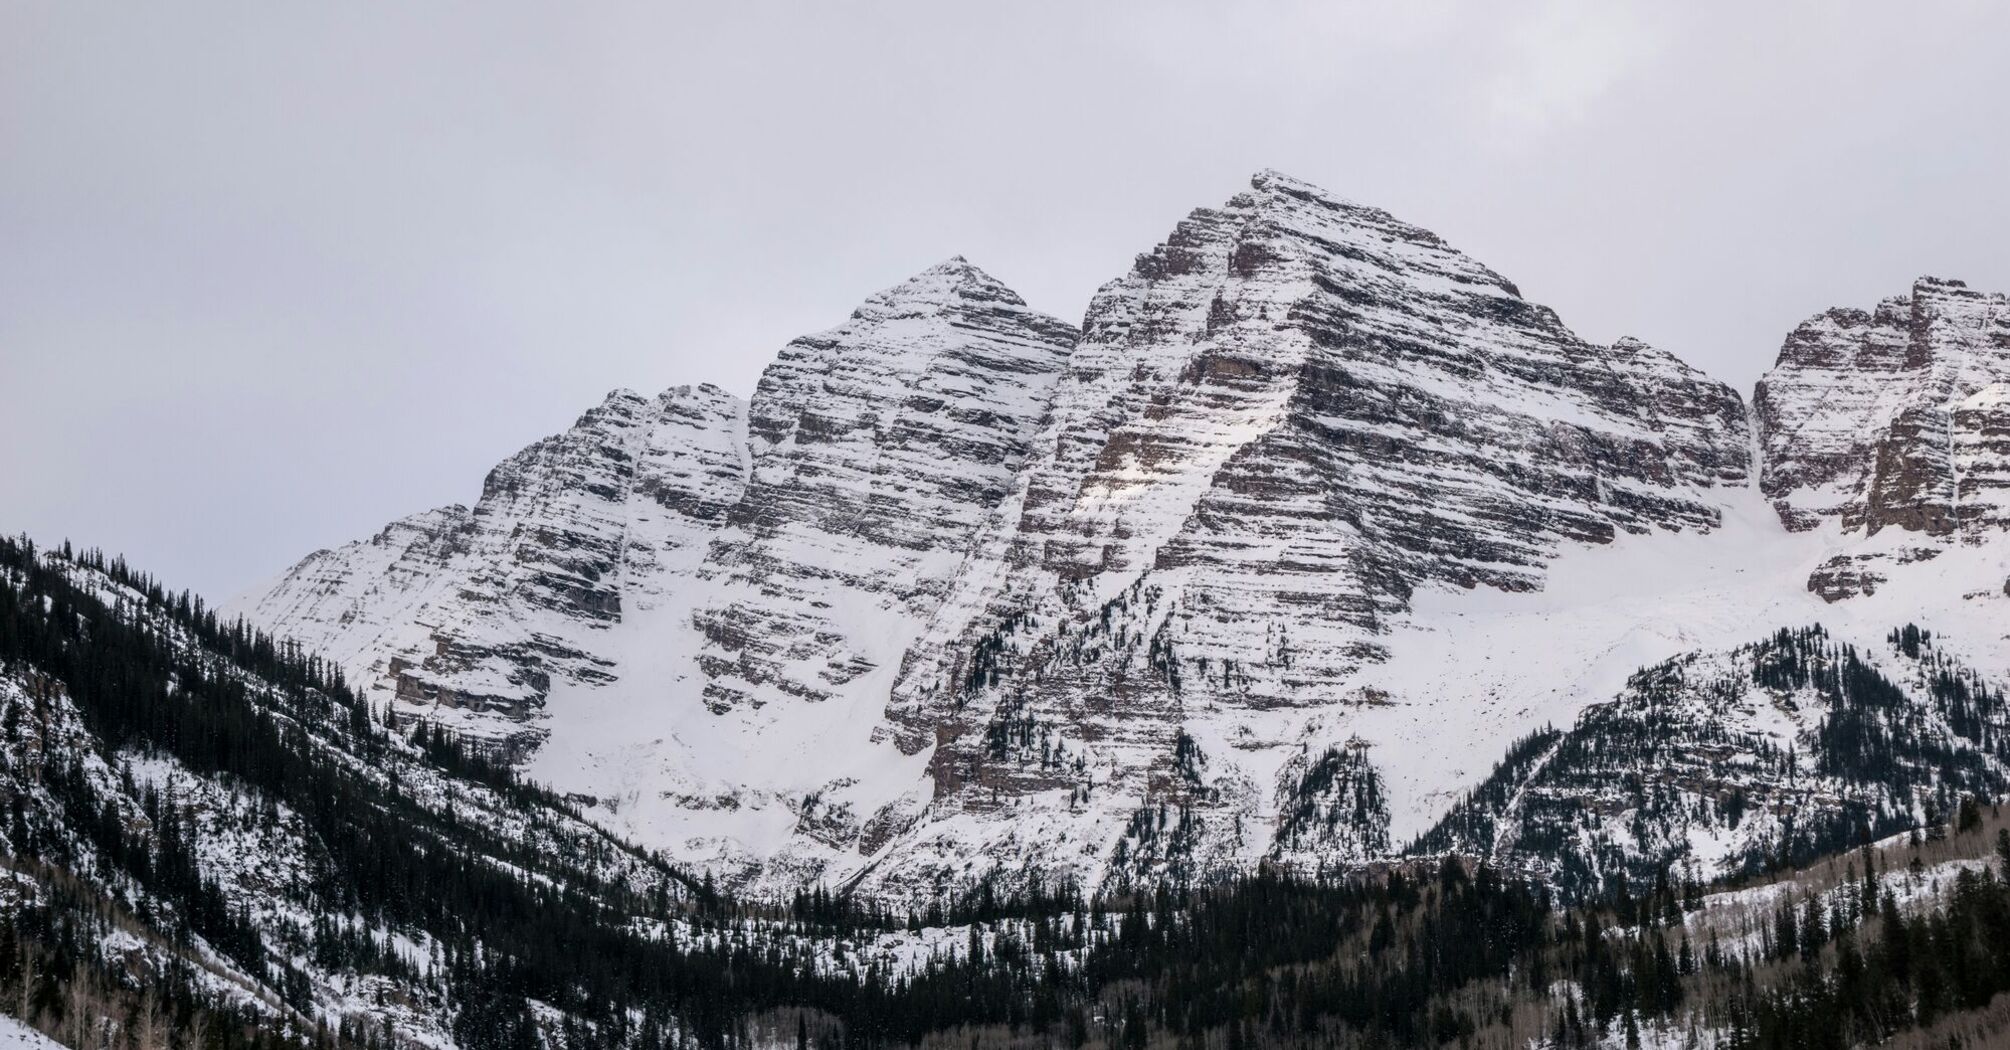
[860,256,1026,313]
[573,387,651,428]
[657,381,743,406]
[1248,166,1314,188]
[1247,167,1345,201]
[696,247,1077,717]
[1243,168,1408,226]
[249,171,1759,908]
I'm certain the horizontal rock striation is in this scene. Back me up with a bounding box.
[860,170,1752,897]
[1754,277,2010,599]
[692,258,1077,715]
[233,384,748,751]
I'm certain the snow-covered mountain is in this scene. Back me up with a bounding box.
[863,170,1752,897]
[240,382,749,754]
[235,261,1080,894]
[1754,275,2010,600]
[231,171,2010,905]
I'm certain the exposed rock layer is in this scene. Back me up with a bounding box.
[865,171,1752,896]
[1754,277,2010,598]
[693,259,1077,714]
[239,384,749,751]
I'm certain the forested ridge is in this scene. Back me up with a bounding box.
[1408,624,2010,907]
[7,534,2010,1049]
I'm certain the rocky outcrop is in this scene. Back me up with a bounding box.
[1755,277,2010,598]
[1955,383,2010,536]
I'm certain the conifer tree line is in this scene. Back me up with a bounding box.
[9,533,2010,1049]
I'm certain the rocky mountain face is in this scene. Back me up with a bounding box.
[692,258,1077,716]
[865,170,1752,896]
[1754,276,2010,600]
[233,171,2010,906]
[240,384,748,754]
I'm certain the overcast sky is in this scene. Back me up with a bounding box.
[4,2,2008,601]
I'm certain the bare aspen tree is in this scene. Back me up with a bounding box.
[132,991,169,1050]
[15,945,38,1024]
[181,1007,211,1050]
[64,971,96,1050]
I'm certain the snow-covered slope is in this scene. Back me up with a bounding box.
[234,171,2010,905]
[235,260,1079,893]
[5,539,1101,1047]
[238,384,748,754]
[0,1016,65,1050]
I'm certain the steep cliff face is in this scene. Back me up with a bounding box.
[1754,277,2010,600]
[693,258,1077,715]
[856,171,1753,897]
[1956,383,2010,538]
[235,384,749,752]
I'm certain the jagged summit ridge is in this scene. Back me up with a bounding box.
[1755,275,2010,600]
[234,173,1770,899]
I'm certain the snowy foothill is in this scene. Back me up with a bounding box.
[0,1016,65,1050]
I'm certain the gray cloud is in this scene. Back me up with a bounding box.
[4,1,2007,599]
